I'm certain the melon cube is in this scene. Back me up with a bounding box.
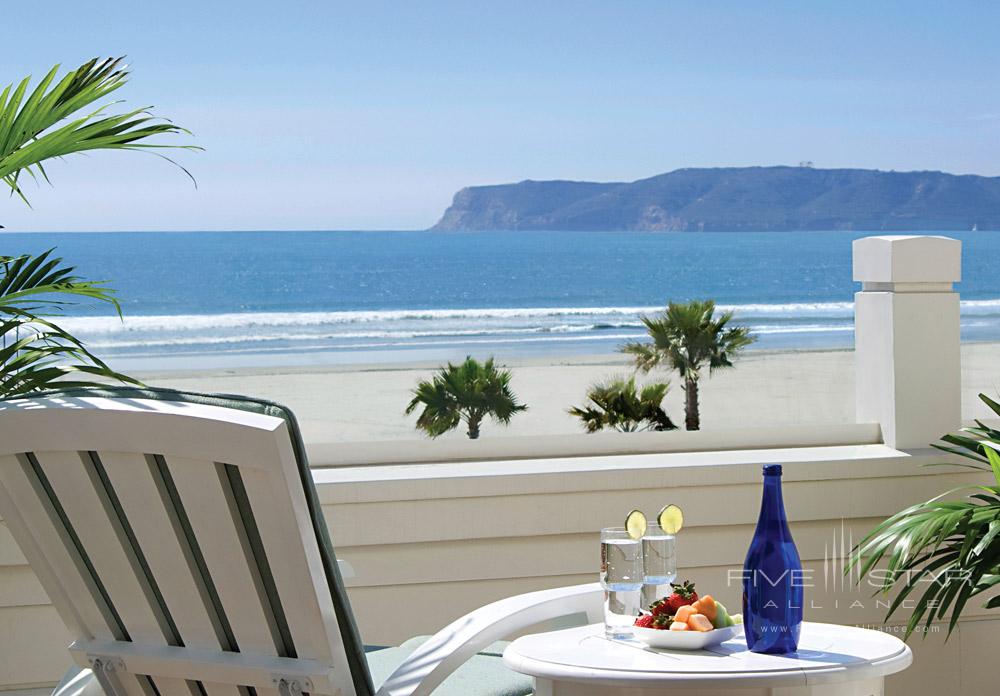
[674,605,697,623]
[687,613,714,632]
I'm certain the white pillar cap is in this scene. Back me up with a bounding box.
[852,235,961,284]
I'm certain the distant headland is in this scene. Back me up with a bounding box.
[431,166,1000,231]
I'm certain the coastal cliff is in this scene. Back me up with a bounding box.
[432,166,1000,231]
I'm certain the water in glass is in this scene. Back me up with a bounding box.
[640,532,676,607]
[600,528,642,639]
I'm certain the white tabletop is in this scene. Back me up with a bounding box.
[503,622,912,690]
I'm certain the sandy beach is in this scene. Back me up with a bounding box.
[135,342,1000,444]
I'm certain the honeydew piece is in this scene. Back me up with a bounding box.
[712,600,731,629]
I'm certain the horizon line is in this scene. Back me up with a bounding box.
[1,228,994,235]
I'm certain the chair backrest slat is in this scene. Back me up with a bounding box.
[33,450,204,696]
[0,453,117,640]
[34,451,169,642]
[237,454,347,664]
[98,451,244,696]
[166,455,291,660]
[0,453,174,696]
[0,395,367,696]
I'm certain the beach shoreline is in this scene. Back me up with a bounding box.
[131,344,855,381]
[135,342,1000,445]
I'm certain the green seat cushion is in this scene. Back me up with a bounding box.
[367,639,532,696]
[398,635,510,657]
[28,386,374,696]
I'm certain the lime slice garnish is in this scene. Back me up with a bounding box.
[657,504,684,534]
[625,509,647,540]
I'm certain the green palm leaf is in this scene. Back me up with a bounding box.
[0,57,200,206]
[0,59,194,397]
[406,356,527,439]
[0,251,139,398]
[850,393,1000,639]
[569,376,676,433]
[620,299,755,430]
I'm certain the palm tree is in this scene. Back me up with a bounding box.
[621,299,754,431]
[1,57,198,207]
[406,356,527,439]
[0,250,138,397]
[569,376,676,433]
[850,393,1000,638]
[0,57,196,395]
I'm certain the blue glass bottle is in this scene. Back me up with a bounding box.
[743,464,802,654]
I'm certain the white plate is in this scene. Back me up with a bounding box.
[633,623,741,650]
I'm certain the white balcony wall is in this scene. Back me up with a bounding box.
[2,435,998,696]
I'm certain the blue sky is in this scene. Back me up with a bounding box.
[4,1,1000,231]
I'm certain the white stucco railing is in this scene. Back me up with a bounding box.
[854,235,963,448]
[309,422,884,467]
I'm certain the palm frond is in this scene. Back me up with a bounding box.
[620,299,754,429]
[619,340,662,372]
[622,299,756,379]
[0,314,139,397]
[0,57,201,205]
[406,356,526,438]
[0,252,139,398]
[0,249,121,315]
[851,392,1000,639]
[569,376,676,433]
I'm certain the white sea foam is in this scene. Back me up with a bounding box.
[83,327,556,349]
[80,323,856,350]
[59,307,664,334]
[54,298,1000,353]
[59,301,867,335]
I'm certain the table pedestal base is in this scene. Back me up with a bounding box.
[534,676,884,696]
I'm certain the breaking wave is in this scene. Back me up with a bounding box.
[53,298,999,355]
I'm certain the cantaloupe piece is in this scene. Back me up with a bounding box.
[693,595,717,621]
[674,605,697,623]
[688,613,714,632]
[669,621,689,631]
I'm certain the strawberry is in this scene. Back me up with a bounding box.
[649,597,672,617]
[651,613,673,629]
[663,580,698,614]
[634,614,656,628]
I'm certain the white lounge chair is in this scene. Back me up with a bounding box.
[0,388,602,696]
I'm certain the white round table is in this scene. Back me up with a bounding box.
[503,622,911,696]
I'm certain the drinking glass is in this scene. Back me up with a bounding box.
[641,531,677,608]
[599,527,643,639]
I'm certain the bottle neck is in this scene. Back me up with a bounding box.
[756,474,791,533]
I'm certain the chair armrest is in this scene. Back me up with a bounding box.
[375,582,602,696]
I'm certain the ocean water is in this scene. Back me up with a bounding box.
[3,230,999,370]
